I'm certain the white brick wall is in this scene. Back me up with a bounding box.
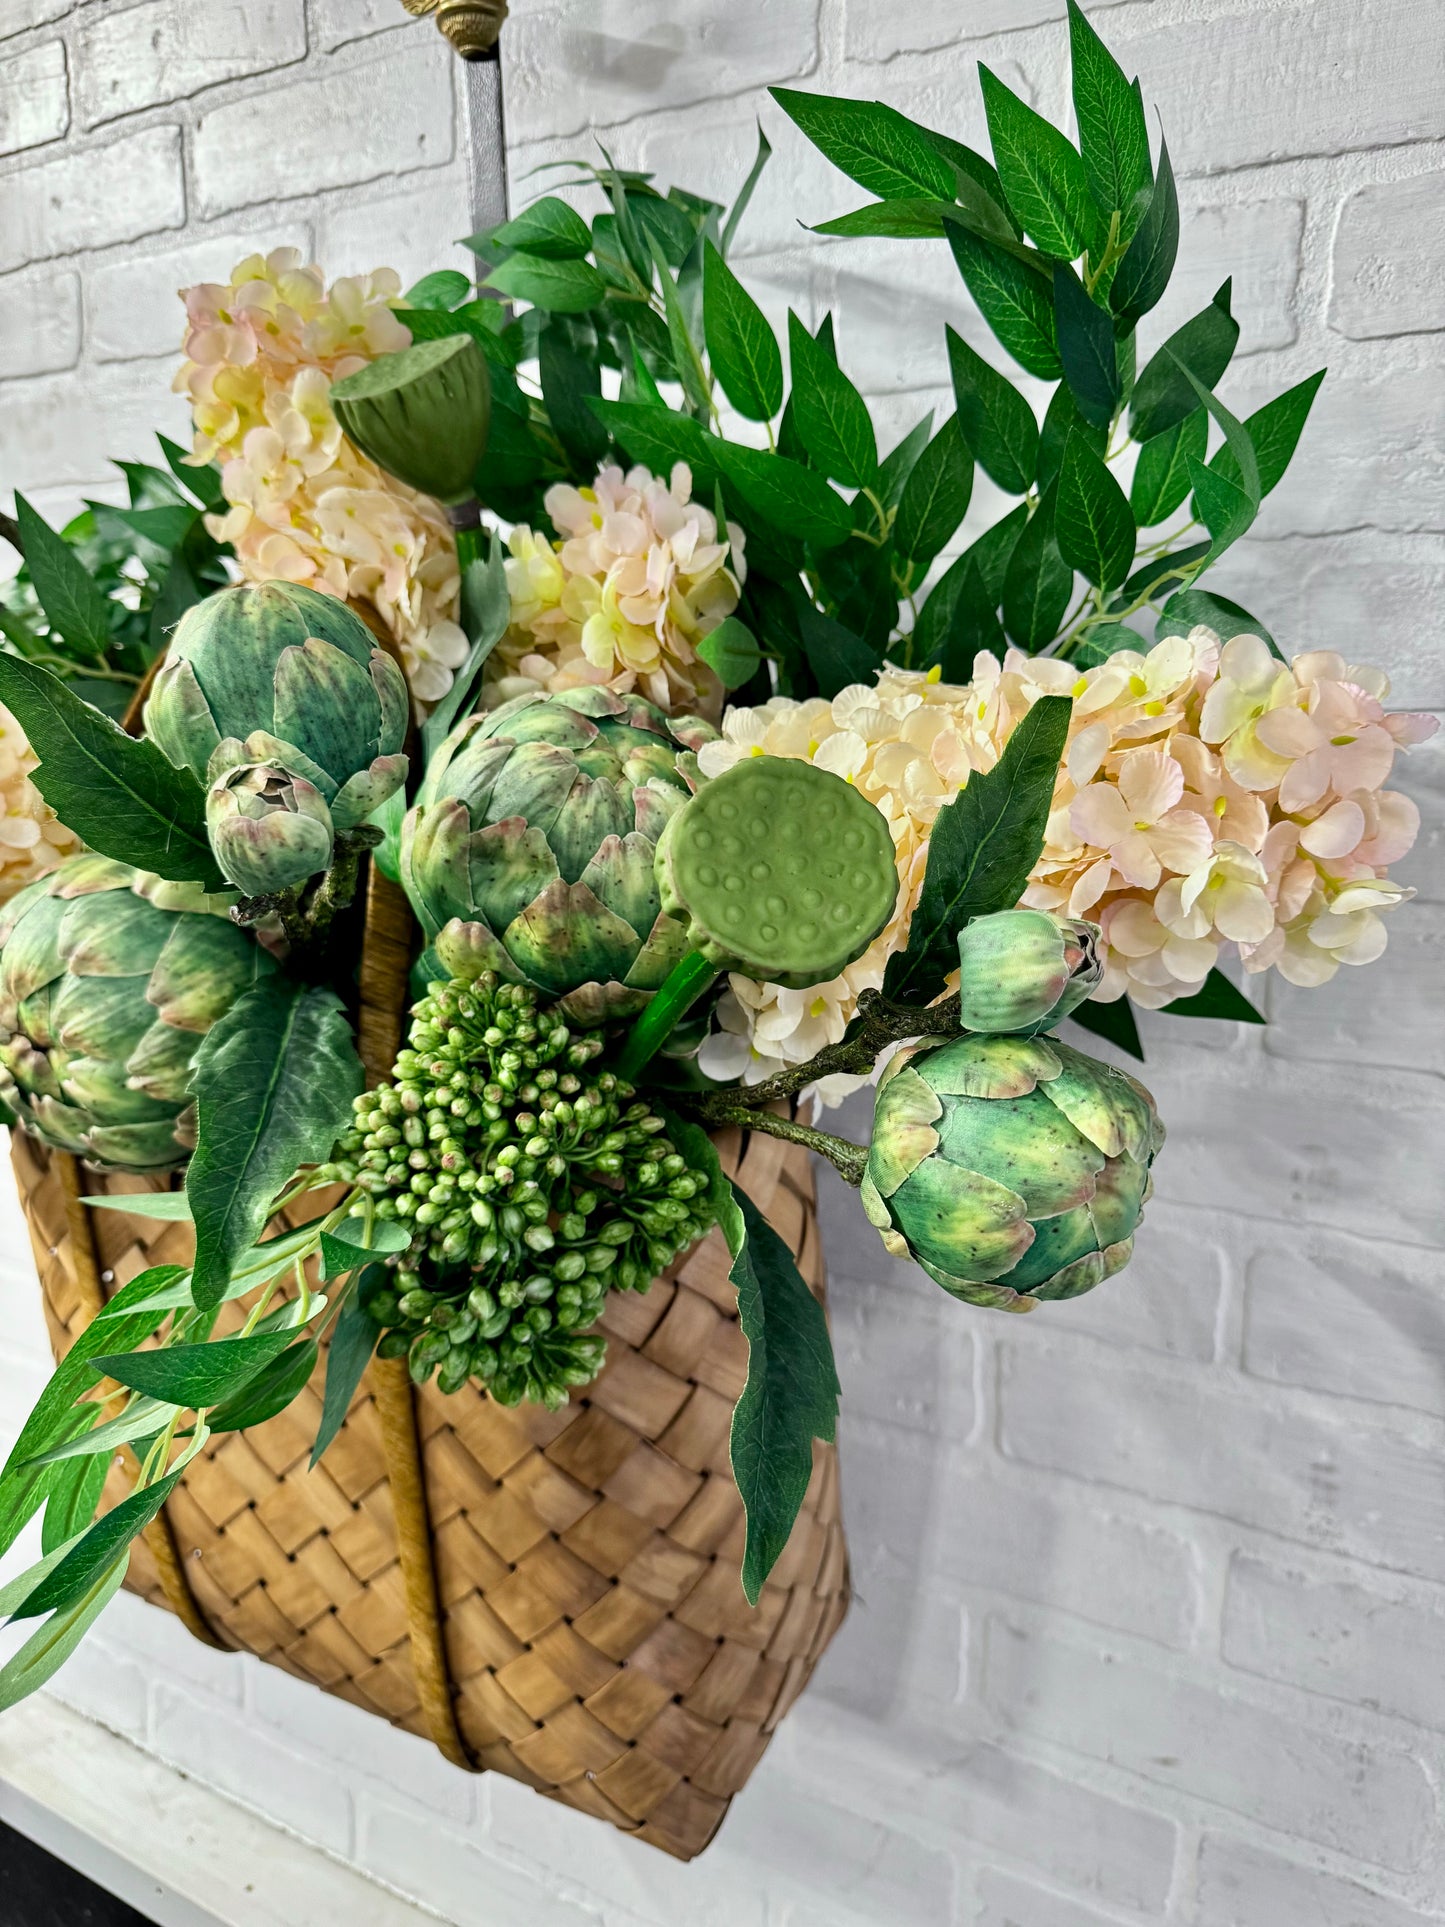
[1,3,1442,1923]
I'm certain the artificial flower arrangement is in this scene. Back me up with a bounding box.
[0,3,1431,1820]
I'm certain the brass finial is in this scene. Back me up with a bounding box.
[400,0,508,58]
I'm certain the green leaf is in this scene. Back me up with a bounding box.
[720,121,773,258]
[14,495,113,659]
[1052,264,1118,429]
[1071,621,1146,668]
[1067,0,1151,230]
[1129,280,1238,442]
[925,559,1009,684]
[590,399,720,491]
[0,1552,129,1711]
[311,1288,381,1470]
[1037,381,1106,492]
[492,197,593,260]
[10,1469,184,1622]
[404,269,472,309]
[979,65,1102,261]
[484,253,605,313]
[962,502,1031,604]
[812,199,950,240]
[797,604,882,699]
[82,1192,192,1220]
[186,980,363,1312]
[0,655,223,888]
[696,616,762,690]
[1211,370,1325,499]
[88,1332,298,1411]
[159,435,225,512]
[1002,486,1073,649]
[1175,355,1260,506]
[1055,430,1136,591]
[148,552,203,655]
[108,504,198,552]
[648,237,710,415]
[727,1180,839,1606]
[1069,994,1144,1060]
[1130,408,1208,525]
[539,325,608,475]
[769,88,957,202]
[1158,587,1281,658]
[23,1398,178,1471]
[1162,967,1265,1024]
[702,241,783,421]
[884,694,1072,1002]
[787,312,877,487]
[421,532,510,764]
[947,226,1061,379]
[894,416,974,566]
[1188,462,1254,557]
[319,1215,411,1281]
[631,194,698,271]
[912,505,1029,666]
[876,413,935,509]
[946,327,1038,494]
[42,1447,110,1556]
[1108,540,1211,611]
[1109,137,1179,325]
[207,1338,319,1433]
[714,440,852,549]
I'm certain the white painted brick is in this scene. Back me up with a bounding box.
[1262,901,1445,1076]
[1000,1343,1445,1585]
[1223,1552,1445,1731]
[1331,171,1445,341]
[1022,1200,1225,1362]
[0,267,79,378]
[983,1617,1436,1869]
[0,126,185,273]
[1111,0,1445,175]
[310,0,402,53]
[973,1866,1132,1927]
[830,1275,976,1439]
[1242,1230,1445,1414]
[845,0,1142,66]
[1220,533,1445,709]
[86,1588,245,1706]
[357,1795,602,1927]
[1195,1832,1433,1927]
[151,1682,354,1855]
[787,1712,1178,1915]
[0,361,191,489]
[503,0,820,148]
[43,1633,149,1744]
[0,0,68,37]
[1393,726,1445,900]
[192,40,455,219]
[313,167,473,289]
[88,225,312,363]
[725,1785,957,1923]
[1153,195,1304,356]
[0,40,68,159]
[77,0,306,129]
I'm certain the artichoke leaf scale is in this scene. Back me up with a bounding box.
[468,818,559,933]
[403,798,477,935]
[146,655,223,780]
[0,889,66,1017]
[60,1055,178,1123]
[936,1086,1105,1220]
[502,879,643,997]
[52,971,157,1061]
[126,1016,202,1103]
[544,771,634,882]
[867,1064,944,1197]
[487,742,583,846]
[272,638,379,784]
[1084,1147,1152,1248]
[890,1154,1034,1282]
[1041,1037,1155,1162]
[147,914,272,1032]
[621,911,692,991]
[58,888,171,979]
[920,1032,1063,1100]
[579,831,662,937]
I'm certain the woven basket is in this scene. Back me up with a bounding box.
[10,868,850,1860]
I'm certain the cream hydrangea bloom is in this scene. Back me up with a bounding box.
[0,703,81,902]
[698,626,1436,1095]
[176,249,468,708]
[488,462,745,716]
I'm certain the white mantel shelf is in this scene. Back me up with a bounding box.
[0,1695,443,1927]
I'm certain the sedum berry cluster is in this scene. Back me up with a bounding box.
[321,973,716,1408]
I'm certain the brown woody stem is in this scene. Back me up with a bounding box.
[690,1102,869,1187]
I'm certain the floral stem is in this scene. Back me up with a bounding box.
[614,950,721,1085]
[693,1101,869,1187]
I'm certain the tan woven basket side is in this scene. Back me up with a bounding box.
[17,1125,848,1858]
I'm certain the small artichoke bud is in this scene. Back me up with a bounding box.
[957,908,1103,1037]
[206,752,335,897]
[330,334,491,507]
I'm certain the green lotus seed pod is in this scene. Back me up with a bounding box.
[957,908,1104,1036]
[330,335,491,506]
[655,756,898,988]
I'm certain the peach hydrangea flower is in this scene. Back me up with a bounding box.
[176,250,468,708]
[697,625,1436,1098]
[0,703,81,903]
[488,463,745,716]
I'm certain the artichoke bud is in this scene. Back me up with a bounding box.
[862,1032,1164,1314]
[330,334,491,508]
[206,749,335,898]
[654,756,898,989]
[957,908,1103,1037]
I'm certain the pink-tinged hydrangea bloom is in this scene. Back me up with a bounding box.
[490,463,745,716]
[0,703,81,903]
[176,251,467,709]
[697,626,1436,1098]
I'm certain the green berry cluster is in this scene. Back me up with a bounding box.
[321,973,717,1409]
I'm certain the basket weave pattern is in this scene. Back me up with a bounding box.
[14,1114,848,1859]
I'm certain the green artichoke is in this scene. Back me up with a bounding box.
[957,908,1103,1036]
[401,688,716,1024]
[862,1032,1164,1312]
[331,335,491,508]
[143,584,409,842]
[0,855,274,1169]
[206,751,335,898]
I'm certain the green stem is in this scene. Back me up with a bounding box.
[454,524,485,570]
[696,1102,869,1187]
[614,950,721,1086]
